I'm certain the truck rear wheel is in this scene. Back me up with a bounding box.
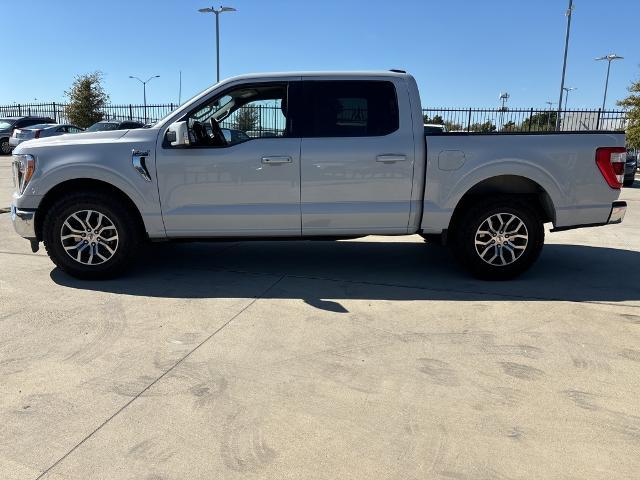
[451,197,544,280]
[42,192,142,279]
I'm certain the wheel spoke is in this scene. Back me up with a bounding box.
[506,221,524,235]
[64,241,83,251]
[76,242,89,261]
[100,242,115,255]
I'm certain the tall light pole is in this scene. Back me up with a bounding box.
[498,92,509,129]
[198,6,237,83]
[562,87,577,111]
[557,0,574,130]
[129,75,160,123]
[595,54,623,111]
[546,101,554,130]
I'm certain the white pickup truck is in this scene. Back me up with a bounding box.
[10,70,627,280]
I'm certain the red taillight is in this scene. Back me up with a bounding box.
[596,147,626,189]
[34,129,42,139]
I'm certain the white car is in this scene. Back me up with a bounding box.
[424,123,448,134]
[9,123,83,147]
[10,70,627,280]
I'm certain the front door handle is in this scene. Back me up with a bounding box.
[376,154,407,163]
[262,156,292,165]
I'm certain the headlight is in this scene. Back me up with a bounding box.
[11,154,36,194]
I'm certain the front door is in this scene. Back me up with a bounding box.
[156,82,302,237]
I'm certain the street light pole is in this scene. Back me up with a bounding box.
[557,0,574,130]
[546,101,554,130]
[129,75,160,123]
[562,87,576,111]
[596,54,623,111]
[198,6,237,83]
[498,92,509,130]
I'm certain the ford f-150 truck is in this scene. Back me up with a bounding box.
[10,71,628,280]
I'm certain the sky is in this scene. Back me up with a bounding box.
[1,0,638,109]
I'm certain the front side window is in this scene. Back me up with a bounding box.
[185,83,289,147]
[303,80,399,137]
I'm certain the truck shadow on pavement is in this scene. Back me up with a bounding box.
[51,241,640,312]
[50,240,640,308]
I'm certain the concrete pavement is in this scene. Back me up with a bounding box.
[1,156,639,479]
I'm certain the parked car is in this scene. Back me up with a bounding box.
[86,120,144,132]
[0,116,55,154]
[10,70,628,280]
[424,123,448,134]
[624,149,638,187]
[9,123,83,147]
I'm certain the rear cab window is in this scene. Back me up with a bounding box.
[301,80,399,137]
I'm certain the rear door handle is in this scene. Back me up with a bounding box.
[376,154,407,163]
[261,156,292,165]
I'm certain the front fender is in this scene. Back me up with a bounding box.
[14,141,165,238]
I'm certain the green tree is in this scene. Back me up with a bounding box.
[469,121,497,132]
[64,72,109,128]
[444,121,463,131]
[502,121,517,132]
[521,111,557,132]
[618,75,640,149]
[423,114,444,125]
[234,106,260,132]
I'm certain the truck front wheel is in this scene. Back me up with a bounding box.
[42,192,142,279]
[1,138,11,155]
[451,198,544,280]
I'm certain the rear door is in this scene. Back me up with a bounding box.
[299,79,415,235]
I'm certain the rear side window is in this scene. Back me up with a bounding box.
[303,81,399,137]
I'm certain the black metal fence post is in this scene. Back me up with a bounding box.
[596,108,602,130]
[467,108,472,132]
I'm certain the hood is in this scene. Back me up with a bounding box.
[13,128,159,153]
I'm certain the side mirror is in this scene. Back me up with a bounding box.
[166,121,189,147]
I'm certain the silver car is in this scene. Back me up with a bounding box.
[9,123,83,147]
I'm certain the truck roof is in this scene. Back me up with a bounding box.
[223,70,411,82]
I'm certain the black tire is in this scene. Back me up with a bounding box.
[623,176,635,187]
[43,192,142,279]
[1,138,11,155]
[451,197,544,280]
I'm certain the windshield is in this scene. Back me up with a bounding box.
[86,122,120,132]
[0,120,16,131]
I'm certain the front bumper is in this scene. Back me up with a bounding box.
[10,203,36,239]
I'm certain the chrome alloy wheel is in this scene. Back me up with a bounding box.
[60,210,119,265]
[474,213,528,267]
